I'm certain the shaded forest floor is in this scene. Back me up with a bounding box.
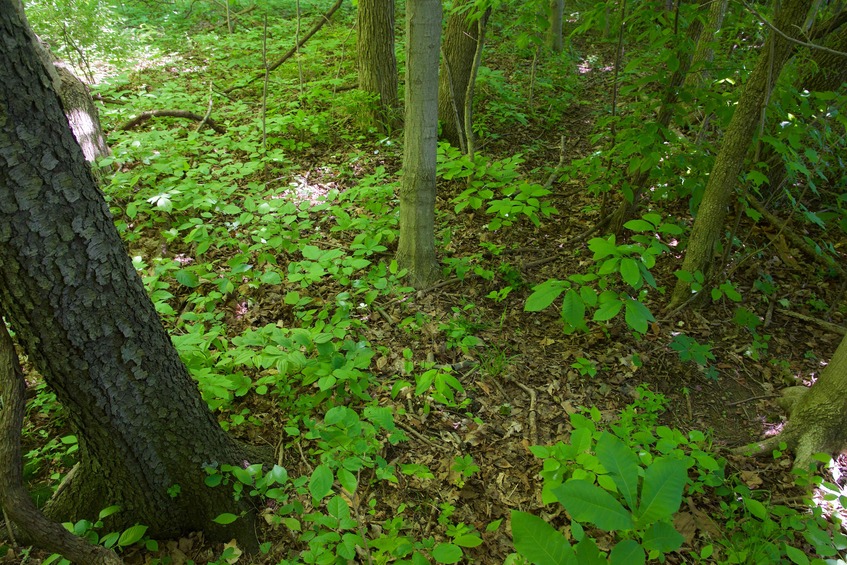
[7,2,847,564]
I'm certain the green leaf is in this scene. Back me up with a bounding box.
[98,505,121,520]
[212,513,238,525]
[510,511,576,565]
[620,258,641,287]
[553,480,634,531]
[593,298,623,322]
[784,543,810,564]
[623,219,655,232]
[431,543,462,564]
[609,539,645,565]
[309,464,334,501]
[641,520,684,552]
[453,534,483,548]
[624,298,654,334]
[744,497,768,520]
[561,289,586,330]
[595,432,640,510]
[117,524,148,547]
[337,468,358,494]
[635,458,687,526]
[525,280,567,311]
[175,269,199,288]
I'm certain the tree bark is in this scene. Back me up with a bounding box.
[357,0,399,131]
[738,333,847,470]
[397,0,442,289]
[437,1,489,149]
[0,1,262,550]
[669,0,814,308]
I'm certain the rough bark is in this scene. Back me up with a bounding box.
[437,1,489,149]
[0,2,262,550]
[357,0,399,131]
[397,0,442,289]
[549,0,565,52]
[669,0,814,308]
[737,333,847,471]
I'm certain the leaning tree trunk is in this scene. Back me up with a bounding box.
[738,332,847,471]
[357,0,399,131]
[0,2,261,551]
[437,1,489,150]
[397,0,442,289]
[669,0,813,308]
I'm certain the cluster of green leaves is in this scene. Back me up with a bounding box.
[525,214,681,334]
[669,333,718,380]
[44,506,154,565]
[438,143,557,230]
[510,386,846,564]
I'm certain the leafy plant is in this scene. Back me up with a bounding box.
[669,333,718,380]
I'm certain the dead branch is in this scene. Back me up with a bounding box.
[120,110,226,133]
[224,0,344,94]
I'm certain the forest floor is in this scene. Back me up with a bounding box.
[7,2,847,564]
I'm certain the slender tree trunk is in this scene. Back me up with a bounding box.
[684,0,729,89]
[0,2,262,550]
[549,0,565,52]
[397,0,442,289]
[357,0,399,131]
[738,332,847,470]
[438,1,489,149]
[669,0,814,308]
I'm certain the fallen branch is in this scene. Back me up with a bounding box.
[0,318,122,564]
[776,308,846,335]
[224,0,344,94]
[509,377,538,446]
[120,110,226,133]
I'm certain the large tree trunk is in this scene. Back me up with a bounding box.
[357,0,399,131]
[397,0,442,289]
[669,0,813,308]
[738,332,847,471]
[0,2,261,551]
[437,1,489,150]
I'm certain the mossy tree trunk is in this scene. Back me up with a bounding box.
[549,0,565,52]
[669,0,813,308]
[437,0,489,150]
[397,0,442,289]
[0,2,261,550]
[683,0,729,89]
[738,333,847,470]
[357,0,399,131]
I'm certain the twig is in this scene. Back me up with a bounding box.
[195,82,214,132]
[509,377,538,446]
[727,394,779,406]
[396,421,439,449]
[544,135,567,189]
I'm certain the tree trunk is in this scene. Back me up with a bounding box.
[0,2,262,551]
[397,0,442,289]
[549,0,565,53]
[669,0,814,308]
[683,0,729,89]
[437,1,489,149]
[738,333,847,470]
[357,0,399,131]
